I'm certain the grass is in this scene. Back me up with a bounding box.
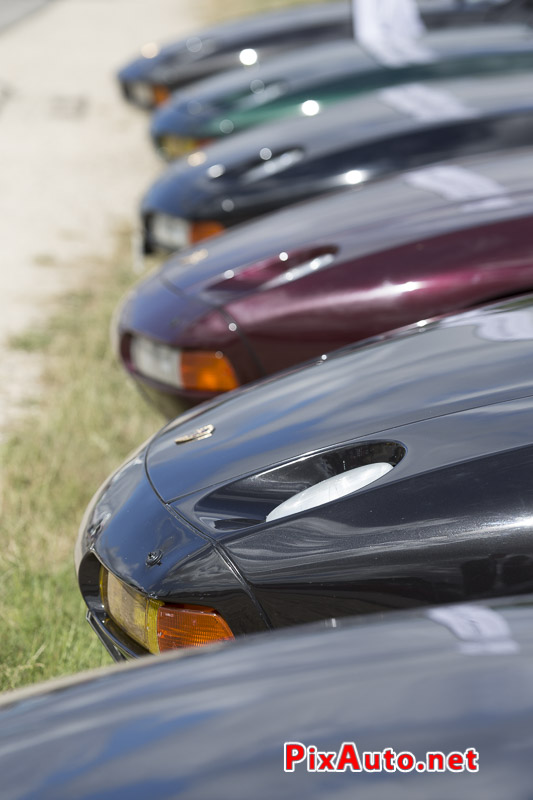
[0,228,163,691]
[0,0,327,695]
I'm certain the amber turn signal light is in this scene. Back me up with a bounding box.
[101,568,234,653]
[190,220,225,243]
[153,84,171,105]
[181,350,239,393]
[157,604,234,651]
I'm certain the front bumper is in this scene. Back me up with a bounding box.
[124,366,227,416]
[115,271,262,415]
[86,609,143,661]
[76,447,268,660]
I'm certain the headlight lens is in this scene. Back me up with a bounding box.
[128,81,156,107]
[151,214,191,251]
[101,569,162,653]
[158,135,199,159]
[130,336,182,388]
[101,569,234,652]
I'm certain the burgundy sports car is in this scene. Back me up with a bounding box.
[116,146,533,415]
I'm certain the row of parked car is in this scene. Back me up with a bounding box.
[5,1,533,795]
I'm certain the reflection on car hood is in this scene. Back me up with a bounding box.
[2,596,533,799]
[160,146,533,299]
[146,294,533,502]
[118,2,352,82]
[156,24,533,131]
[143,69,533,223]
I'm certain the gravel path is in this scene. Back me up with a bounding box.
[0,0,201,432]
[0,0,52,33]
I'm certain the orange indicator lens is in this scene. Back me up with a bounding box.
[153,84,171,105]
[190,220,225,243]
[181,350,239,393]
[157,604,234,651]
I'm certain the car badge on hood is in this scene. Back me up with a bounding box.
[175,424,215,445]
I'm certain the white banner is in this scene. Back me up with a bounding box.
[352,0,435,66]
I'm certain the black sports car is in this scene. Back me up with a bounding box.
[0,597,531,798]
[78,292,533,659]
[142,69,533,253]
[118,0,533,109]
[118,2,353,108]
[150,22,533,155]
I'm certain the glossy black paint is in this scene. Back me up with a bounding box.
[79,293,533,656]
[118,2,351,105]
[2,597,533,799]
[76,447,268,659]
[142,70,533,250]
[118,0,533,106]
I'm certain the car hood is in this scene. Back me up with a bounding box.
[145,294,533,504]
[143,70,533,222]
[117,1,351,84]
[3,597,533,800]
[151,39,372,126]
[152,24,533,137]
[159,146,533,301]
[144,88,400,218]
